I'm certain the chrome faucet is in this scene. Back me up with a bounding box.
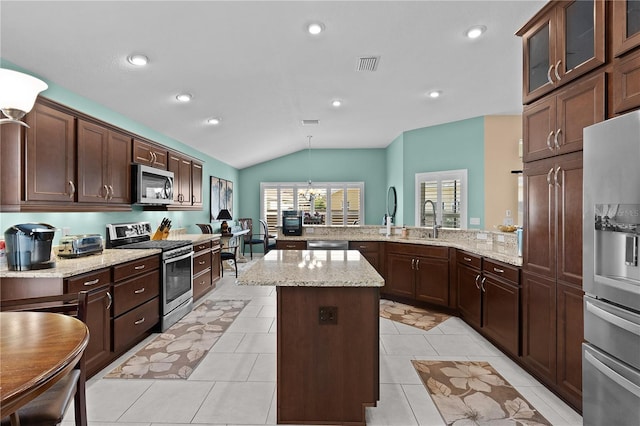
[423,199,441,238]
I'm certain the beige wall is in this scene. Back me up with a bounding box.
[484,115,523,229]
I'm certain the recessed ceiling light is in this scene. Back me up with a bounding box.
[127,54,149,66]
[307,22,324,35]
[176,93,192,102]
[466,25,486,39]
[428,90,442,99]
[207,117,221,125]
[331,99,342,107]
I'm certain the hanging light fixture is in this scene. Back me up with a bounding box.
[0,69,48,127]
[302,135,317,202]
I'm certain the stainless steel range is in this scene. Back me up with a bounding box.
[106,221,194,331]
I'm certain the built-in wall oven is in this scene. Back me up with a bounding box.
[106,222,193,331]
[583,112,640,426]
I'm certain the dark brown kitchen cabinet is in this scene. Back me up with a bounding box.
[133,138,167,169]
[168,152,192,205]
[191,161,203,207]
[65,268,112,377]
[613,48,640,115]
[518,0,605,104]
[556,281,584,409]
[385,243,449,307]
[522,72,605,162]
[349,241,383,276]
[77,119,131,204]
[456,251,482,329]
[276,240,307,250]
[613,0,640,57]
[24,102,76,203]
[193,240,213,301]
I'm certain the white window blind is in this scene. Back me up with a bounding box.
[415,170,467,229]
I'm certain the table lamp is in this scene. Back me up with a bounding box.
[217,209,232,234]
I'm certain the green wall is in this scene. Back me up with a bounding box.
[385,133,405,226]
[238,148,388,227]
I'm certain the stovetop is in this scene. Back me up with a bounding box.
[115,239,192,251]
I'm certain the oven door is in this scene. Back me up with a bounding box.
[162,250,193,314]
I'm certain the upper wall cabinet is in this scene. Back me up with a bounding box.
[168,151,203,210]
[613,0,640,57]
[518,0,605,104]
[133,139,168,170]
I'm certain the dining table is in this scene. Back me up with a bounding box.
[0,311,90,420]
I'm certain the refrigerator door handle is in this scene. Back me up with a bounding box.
[586,299,640,336]
[584,351,640,398]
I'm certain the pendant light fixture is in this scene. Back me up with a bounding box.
[302,135,316,202]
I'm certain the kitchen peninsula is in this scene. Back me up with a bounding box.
[238,249,384,426]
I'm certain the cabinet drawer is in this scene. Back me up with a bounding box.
[193,250,212,275]
[113,255,160,282]
[277,240,307,250]
[194,240,212,253]
[113,297,159,351]
[193,269,213,300]
[67,268,111,293]
[387,242,448,259]
[112,270,160,317]
[349,241,379,252]
[457,251,482,269]
[483,259,520,284]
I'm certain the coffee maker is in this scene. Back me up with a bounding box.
[4,223,57,270]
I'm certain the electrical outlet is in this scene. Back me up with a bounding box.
[62,227,71,236]
[506,209,512,217]
[476,233,488,240]
[306,228,314,233]
[319,306,338,325]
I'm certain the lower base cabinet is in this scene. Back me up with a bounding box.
[193,238,221,300]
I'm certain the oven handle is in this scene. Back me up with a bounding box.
[586,299,640,336]
[584,351,640,398]
[164,250,194,263]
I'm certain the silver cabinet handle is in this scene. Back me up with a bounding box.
[198,260,206,265]
[463,257,472,262]
[480,277,486,292]
[106,291,112,310]
[547,64,554,84]
[554,128,562,149]
[103,185,109,200]
[134,288,145,294]
[493,267,504,274]
[359,246,367,249]
[546,168,554,185]
[134,317,146,325]
[149,151,155,163]
[546,131,554,151]
[134,264,145,270]
[474,274,481,289]
[68,180,76,198]
[554,60,562,81]
[554,166,561,186]
[411,258,415,270]
[416,258,420,271]
[108,185,114,200]
[84,278,100,286]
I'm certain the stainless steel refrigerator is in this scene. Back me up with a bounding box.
[582,110,640,426]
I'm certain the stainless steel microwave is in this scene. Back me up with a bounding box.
[132,164,174,205]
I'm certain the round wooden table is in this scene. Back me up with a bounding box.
[0,312,90,418]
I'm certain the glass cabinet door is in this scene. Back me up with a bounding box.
[521,11,555,103]
[528,22,551,94]
[614,0,640,56]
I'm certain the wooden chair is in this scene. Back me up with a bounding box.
[238,218,263,259]
[260,219,277,254]
[0,292,89,426]
[221,234,240,277]
[196,223,213,234]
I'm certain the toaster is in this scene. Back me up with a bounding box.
[56,234,104,258]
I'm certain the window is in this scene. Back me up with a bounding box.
[261,182,364,233]
[415,170,467,229]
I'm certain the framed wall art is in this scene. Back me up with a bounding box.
[210,176,234,221]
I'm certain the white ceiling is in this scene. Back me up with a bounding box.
[0,0,545,169]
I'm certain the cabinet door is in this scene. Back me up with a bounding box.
[555,152,583,287]
[77,119,108,202]
[523,96,556,162]
[556,0,605,83]
[613,0,640,57]
[613,48,640,115]
[522,10,555,103]
[556,282,584,410]
[179,157,192,204]
[191,161,203,207]
[211,246,221,283]
[521,271,556,382]
[482,276,520,357]
[555,73,605,156]
[523,157,556,279]
[384,253,415,298]
[414,257,449,306]
[107,131,132,204]
[85,285,112,376]
[133,139,167,169]
[456,264,482,329]
[25,103,76,202]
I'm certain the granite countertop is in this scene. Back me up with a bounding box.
[237,249,385,287]
[0,248,160,279]
[167,233,221,243]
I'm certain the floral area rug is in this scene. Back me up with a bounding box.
[412,360,551,425]
[379,299,450,331]
[104,299,246,379]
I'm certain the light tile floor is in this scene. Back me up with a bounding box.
[64,257,583,426]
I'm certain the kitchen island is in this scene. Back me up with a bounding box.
[238,249,384,426]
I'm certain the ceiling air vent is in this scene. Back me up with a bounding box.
[301,119,319,126]
[357,56,379,72]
